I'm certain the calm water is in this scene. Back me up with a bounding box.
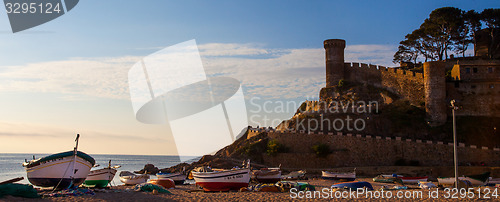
[0,153,194,186]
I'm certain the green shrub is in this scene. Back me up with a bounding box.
[266,140,288,156]
[312,143,331,158]
[338,79,345,88]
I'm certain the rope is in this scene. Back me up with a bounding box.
[51,134,80,192]
[51,156,74,193]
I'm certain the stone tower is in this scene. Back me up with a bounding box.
[423,61,447,126]
[324,39,346,87]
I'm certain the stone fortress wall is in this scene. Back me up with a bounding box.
[247,128,500,168]
[342,62,425,105]
[447,59,500,117]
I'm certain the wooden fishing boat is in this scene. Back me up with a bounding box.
[156,172,186,185]
[322,169,356,181]
[373,174,403,183]
[381,174,403,178]
[119,171,149,185]
[331,181,374,190]
[148,178,175,189]
[282,170,306,180]
[22,134,95,188]
[192,167,250,191]
[487,177,500,186]
[84,160,120,188]
[252,167,281,183]
[399,176,428,184]
[192,160,251,191]
[438,172,491,186]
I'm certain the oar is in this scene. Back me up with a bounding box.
[0,177,24,185]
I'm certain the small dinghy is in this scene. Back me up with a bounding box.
[119,171,149,185]
[282,170,306,180]
[148,178,175,189]
[373,174,403,184]
[84,160,120,188]
[156,172,186,185]
[331,181,373,190]
[487,177,500,186]
[381,174,403,178]
[22,134,95,188]
[252,166,281,183]
[399,176,428,184]
[156,167,186,185]
[438,172,490,186]
[322,169,356,181]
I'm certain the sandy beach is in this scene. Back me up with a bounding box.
[1,178,498,201]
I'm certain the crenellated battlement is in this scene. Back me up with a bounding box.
[344,62,424,79]
[263,130,500,167]
[339,62,425,105]
[324,39,346,49]
[324,38,500,123]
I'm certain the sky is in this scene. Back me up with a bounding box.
[0,0,498,156]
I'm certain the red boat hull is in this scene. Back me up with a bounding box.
[196,182,249,191]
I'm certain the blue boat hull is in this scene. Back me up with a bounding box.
[331,181,374,190]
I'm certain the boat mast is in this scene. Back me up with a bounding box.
[70,134,80,187]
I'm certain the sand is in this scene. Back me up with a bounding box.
[1,178,498,201]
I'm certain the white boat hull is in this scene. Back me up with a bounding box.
[25,155,93,188]
[193,168,250,191]
[86,168,117,181]
[322,171,356,181]
[488,178,500,185]
[120,175,149,185]
[156,173,186,184]
[438,177,486,186]
[282,170,306,180]
[381,174,403,178]
[253,170,281,183]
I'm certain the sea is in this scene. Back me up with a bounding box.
[0,153,196,186]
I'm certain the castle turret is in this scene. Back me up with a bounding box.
[324,39,346,87]
[423,61,447,126]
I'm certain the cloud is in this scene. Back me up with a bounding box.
[0,122,67,138]
[0,132,59,137]
[345,44,397,67]
[200,43,396,99]
[0,43,396,101]
[0,121,167,141]
[0,121,172,154]
[198,43,272,57]
[0,56,139,100]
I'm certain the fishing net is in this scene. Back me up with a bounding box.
[134,183,172,194]
[0,183,39,198]
[44,188,95,197]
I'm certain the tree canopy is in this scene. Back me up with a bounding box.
[393,7,499,64]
